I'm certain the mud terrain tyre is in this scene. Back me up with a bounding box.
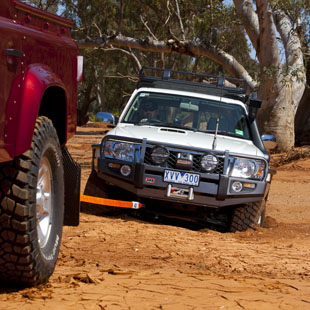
[229,201,266,232]
[0,116,64,286]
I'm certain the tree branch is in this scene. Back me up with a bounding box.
[140,15,157,40]
[273,9,304,68]
[103,46,142,70]
[164,0,172,26]
[256,0,280,67]
[233,0,259,51]
[92,23,102,37]
[117,0,124,34]
[77,33,257,89]
[103,72,138,83]
[174,0,186,40]
[273,9,306,113]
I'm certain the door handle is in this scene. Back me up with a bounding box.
[6,49,25,57]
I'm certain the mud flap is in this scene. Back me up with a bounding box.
[62,146,81,226]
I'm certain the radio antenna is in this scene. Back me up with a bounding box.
[212,73,225,150]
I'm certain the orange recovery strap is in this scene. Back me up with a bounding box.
[80,195,144,209]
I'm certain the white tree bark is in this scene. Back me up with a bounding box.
[233,0,259,51]
[273,9,306,114]
[256,0,281,67]
[234,0,306,151]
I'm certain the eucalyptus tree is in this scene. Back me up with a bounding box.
[234,0,308,150]
[76,0,308,151]
[27,0,309,150]
[295,20,310,146]
[24,0,59,13]
[59,0,254,122]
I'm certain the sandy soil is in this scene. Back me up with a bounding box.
[1,124,310,310]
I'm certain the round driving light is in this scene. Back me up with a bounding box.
[120,165,132,176]
[201,154,218,172]
[150,147,169,165]
[232,181,243,193]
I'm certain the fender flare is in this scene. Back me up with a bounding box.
[13,64,67,156]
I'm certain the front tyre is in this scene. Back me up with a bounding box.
[229,201,266,232]
[0,116,64,286]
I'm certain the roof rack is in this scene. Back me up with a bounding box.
[137,67,248,99]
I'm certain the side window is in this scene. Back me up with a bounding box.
[234,115,250,139]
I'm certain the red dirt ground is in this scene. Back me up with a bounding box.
[1,123,310,310]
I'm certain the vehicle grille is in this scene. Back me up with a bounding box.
[144,147,225,174]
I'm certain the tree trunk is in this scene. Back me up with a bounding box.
[234,0,306,151]
[295,61,310,146]
[77,81,95,126]
[100,60,109,112]
[257,82,295,150]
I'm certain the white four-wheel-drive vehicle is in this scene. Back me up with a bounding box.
[87,67,276,232]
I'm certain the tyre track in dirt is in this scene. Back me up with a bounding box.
[1,125,310,310]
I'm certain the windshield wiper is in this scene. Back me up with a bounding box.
[134,121,153,126]
[150,122,197,132]
[204,130,247,139]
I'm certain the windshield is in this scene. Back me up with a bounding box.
[122,92,251,139]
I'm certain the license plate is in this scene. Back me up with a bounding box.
[164,170,200,186]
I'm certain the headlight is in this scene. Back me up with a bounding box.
[201,154,218,172]
[231,158,265,180]
[104,141,135,162]
[150,146,169,165]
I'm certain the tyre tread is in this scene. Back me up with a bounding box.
[230,201,265,232]
[0,117,61,285]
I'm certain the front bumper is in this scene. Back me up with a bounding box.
[93,136,273,209]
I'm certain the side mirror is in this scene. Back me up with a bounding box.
[248,93,262,122]
[248,99,262,122]
[261,134,277,150]
[96,112,115,125]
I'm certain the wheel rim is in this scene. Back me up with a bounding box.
[257,207,265,227]
[257,215,262,226]
[36,156,53,249]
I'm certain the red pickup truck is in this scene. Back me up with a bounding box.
[0,0,81,286]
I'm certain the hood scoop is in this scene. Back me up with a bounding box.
[159,128,186,134]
